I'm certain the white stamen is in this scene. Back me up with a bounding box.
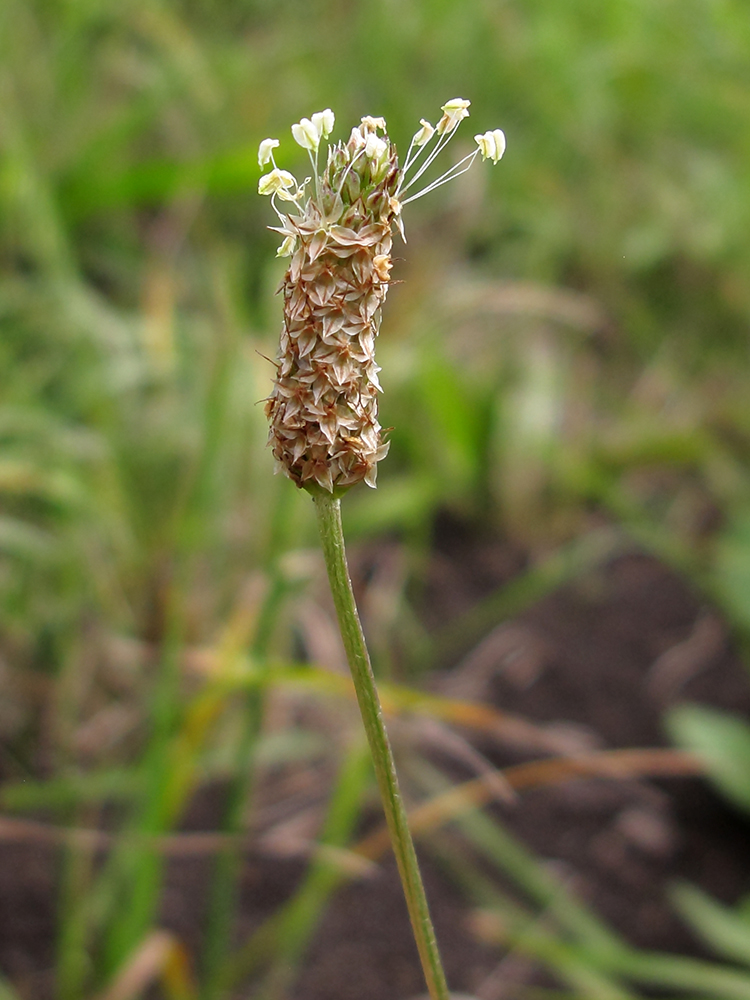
[401,151,479,205]
[258,138,280,167]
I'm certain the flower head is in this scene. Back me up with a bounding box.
[258,100,506,493]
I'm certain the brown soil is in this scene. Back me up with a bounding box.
[2,523,750,999]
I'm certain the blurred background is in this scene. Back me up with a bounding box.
[3,1,750,998]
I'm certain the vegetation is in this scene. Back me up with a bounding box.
[2,0,750,997]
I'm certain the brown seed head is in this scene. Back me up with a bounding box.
[264,118,401,493]
[259,101,506,493]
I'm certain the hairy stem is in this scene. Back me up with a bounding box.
[312,492,450,1000]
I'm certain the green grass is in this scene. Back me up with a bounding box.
[2,0,750,997]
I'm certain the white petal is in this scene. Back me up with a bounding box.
[258,168,297,196]
[312,108,335,138]
[292,117,320,151]
[412,119,435,147]
[474,128,506,163]
[258,138,279,167]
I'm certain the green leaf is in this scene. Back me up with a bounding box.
[0,973,21,1000]
[666,704,750,814]
[671,881,750,968]
[714,515,750,630]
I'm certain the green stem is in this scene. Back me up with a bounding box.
[312,492,450,1000]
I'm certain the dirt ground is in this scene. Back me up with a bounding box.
[2,521,750,999]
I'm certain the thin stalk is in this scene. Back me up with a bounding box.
[312,492,450,1000]
[400,151,479,205]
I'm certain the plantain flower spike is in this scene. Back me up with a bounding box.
[260,100,506,494]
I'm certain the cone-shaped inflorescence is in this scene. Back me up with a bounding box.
[259,102,505,494]
[265,117,398,492]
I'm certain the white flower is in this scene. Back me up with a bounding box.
[292,117,321,151]
[260,99,508,494]
[312,108,335,138]
[412,119,435,147]
[360,115,387,133]
[348,126,366,152]
[276,235,297,257]
[474,129,506,163]
[436,97,471,135]
[258,168,298,197]
[364,133,388,161]
[258,138,279,167]
[373,254,393,282]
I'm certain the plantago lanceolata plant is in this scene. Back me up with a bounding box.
[259,99,505,1000]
